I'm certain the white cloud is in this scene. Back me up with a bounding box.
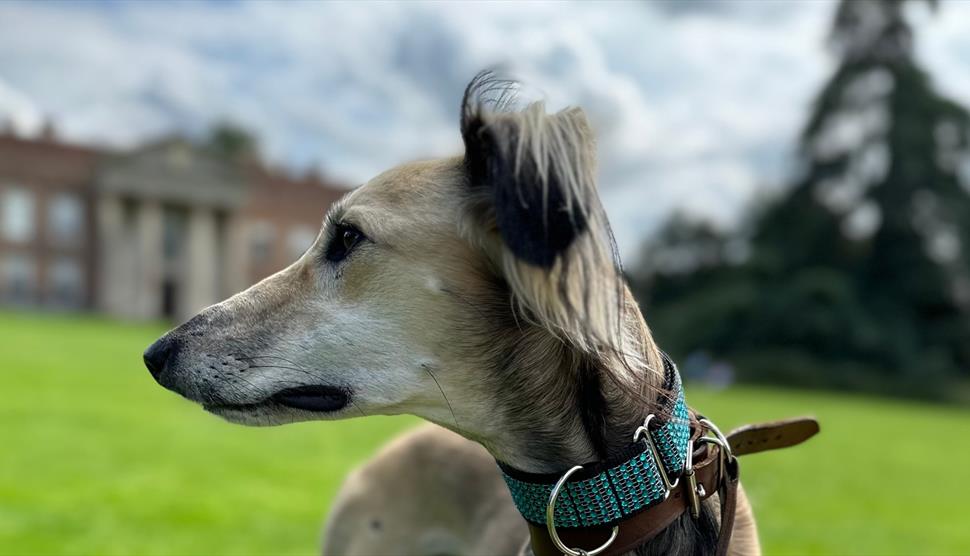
[915,1,970,109]
[0,77,42,134]
[0,0,964,265]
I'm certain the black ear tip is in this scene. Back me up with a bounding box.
[493,171,587,268]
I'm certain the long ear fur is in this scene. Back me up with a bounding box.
[460,72,625,356]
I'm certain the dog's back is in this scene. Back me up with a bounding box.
[323,424,526,556]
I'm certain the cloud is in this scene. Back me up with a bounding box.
[1,0,963,264]
[0,77,43,134]
[915,1,970,109]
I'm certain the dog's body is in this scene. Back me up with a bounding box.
[145,73,761,555]
[324,424,527,556]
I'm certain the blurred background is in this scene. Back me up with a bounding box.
[1,1,968,554]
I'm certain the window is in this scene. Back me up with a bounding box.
[1,187,35,243]
[249,221,275,265]
[48,193,84,245]
[0,254,36,304]
[48,257,84,308]
[287,226,317,260]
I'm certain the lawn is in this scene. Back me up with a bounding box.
[1,311,968,555]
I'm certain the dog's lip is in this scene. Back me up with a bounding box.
[204,385,350,414]
[272,385,350,413]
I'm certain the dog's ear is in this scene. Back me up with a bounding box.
[460,72,623,352]
[461,79,589,269]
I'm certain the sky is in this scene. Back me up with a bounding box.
[1,0,968,264]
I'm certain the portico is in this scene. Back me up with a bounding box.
[95,140,249,322]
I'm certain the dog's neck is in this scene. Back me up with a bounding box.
[480,313,666,475]
[472,316,719,556]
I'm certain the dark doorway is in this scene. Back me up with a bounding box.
[162,279,178,320]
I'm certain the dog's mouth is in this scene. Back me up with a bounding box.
[273,385,350,412]
[204,385,351,415]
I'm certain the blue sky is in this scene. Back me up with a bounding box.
[1,0,968,262]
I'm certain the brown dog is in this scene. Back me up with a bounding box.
[145,73,761,555]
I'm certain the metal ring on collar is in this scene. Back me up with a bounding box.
[546,465,619,556]
[696,417,731,502]
[696,436,726,492]
[698,418,732,459]
[633,414,680,493]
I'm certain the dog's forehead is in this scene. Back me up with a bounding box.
[345,157,466,218]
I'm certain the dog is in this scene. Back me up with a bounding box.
[144,72,761,555]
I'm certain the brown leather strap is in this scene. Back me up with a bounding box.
[726,417,819,456]
[714,456,739,556]
[528,441,723,556]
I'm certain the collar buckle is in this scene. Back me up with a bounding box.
[632,414,683,497]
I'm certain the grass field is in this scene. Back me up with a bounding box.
[1,311,968,555]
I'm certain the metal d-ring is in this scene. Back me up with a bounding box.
[698,418,732,459]
[547,465,619,556]
[696,417,732,504]
[633,414,680,495]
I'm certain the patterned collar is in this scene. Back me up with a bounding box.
[497,357,691,529]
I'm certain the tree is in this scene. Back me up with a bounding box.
[207,122,260,162]
[636,0,970,397]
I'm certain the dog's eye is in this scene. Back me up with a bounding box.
[325,223,366,262]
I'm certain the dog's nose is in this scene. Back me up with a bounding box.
[143,336,174,382]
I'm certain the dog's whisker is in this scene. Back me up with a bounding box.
[236,354,304,367]
[236,356,328,383]
[440,287,490,323]
[245,363,305,370]
[244,364,316,375]
[242,365,336,388]
[219,372,263,399]
[423,364,460,432]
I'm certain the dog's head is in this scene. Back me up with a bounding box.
[144,73,661,461]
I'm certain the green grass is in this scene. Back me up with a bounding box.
[1,311,968,555]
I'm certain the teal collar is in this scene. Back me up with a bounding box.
[497,358,691,529]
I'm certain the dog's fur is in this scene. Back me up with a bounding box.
[324,424,527,556]
[145,73,760,555]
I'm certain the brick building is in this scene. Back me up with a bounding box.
[0,130,344,321]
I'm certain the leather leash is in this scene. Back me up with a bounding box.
[526,416,818,556]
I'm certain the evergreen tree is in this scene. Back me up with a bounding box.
[637,0,970,396]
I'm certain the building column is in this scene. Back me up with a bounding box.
[182,207,219,321]
[96,196,131,317]
[223,212,249,298]
[134,201,163,320]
